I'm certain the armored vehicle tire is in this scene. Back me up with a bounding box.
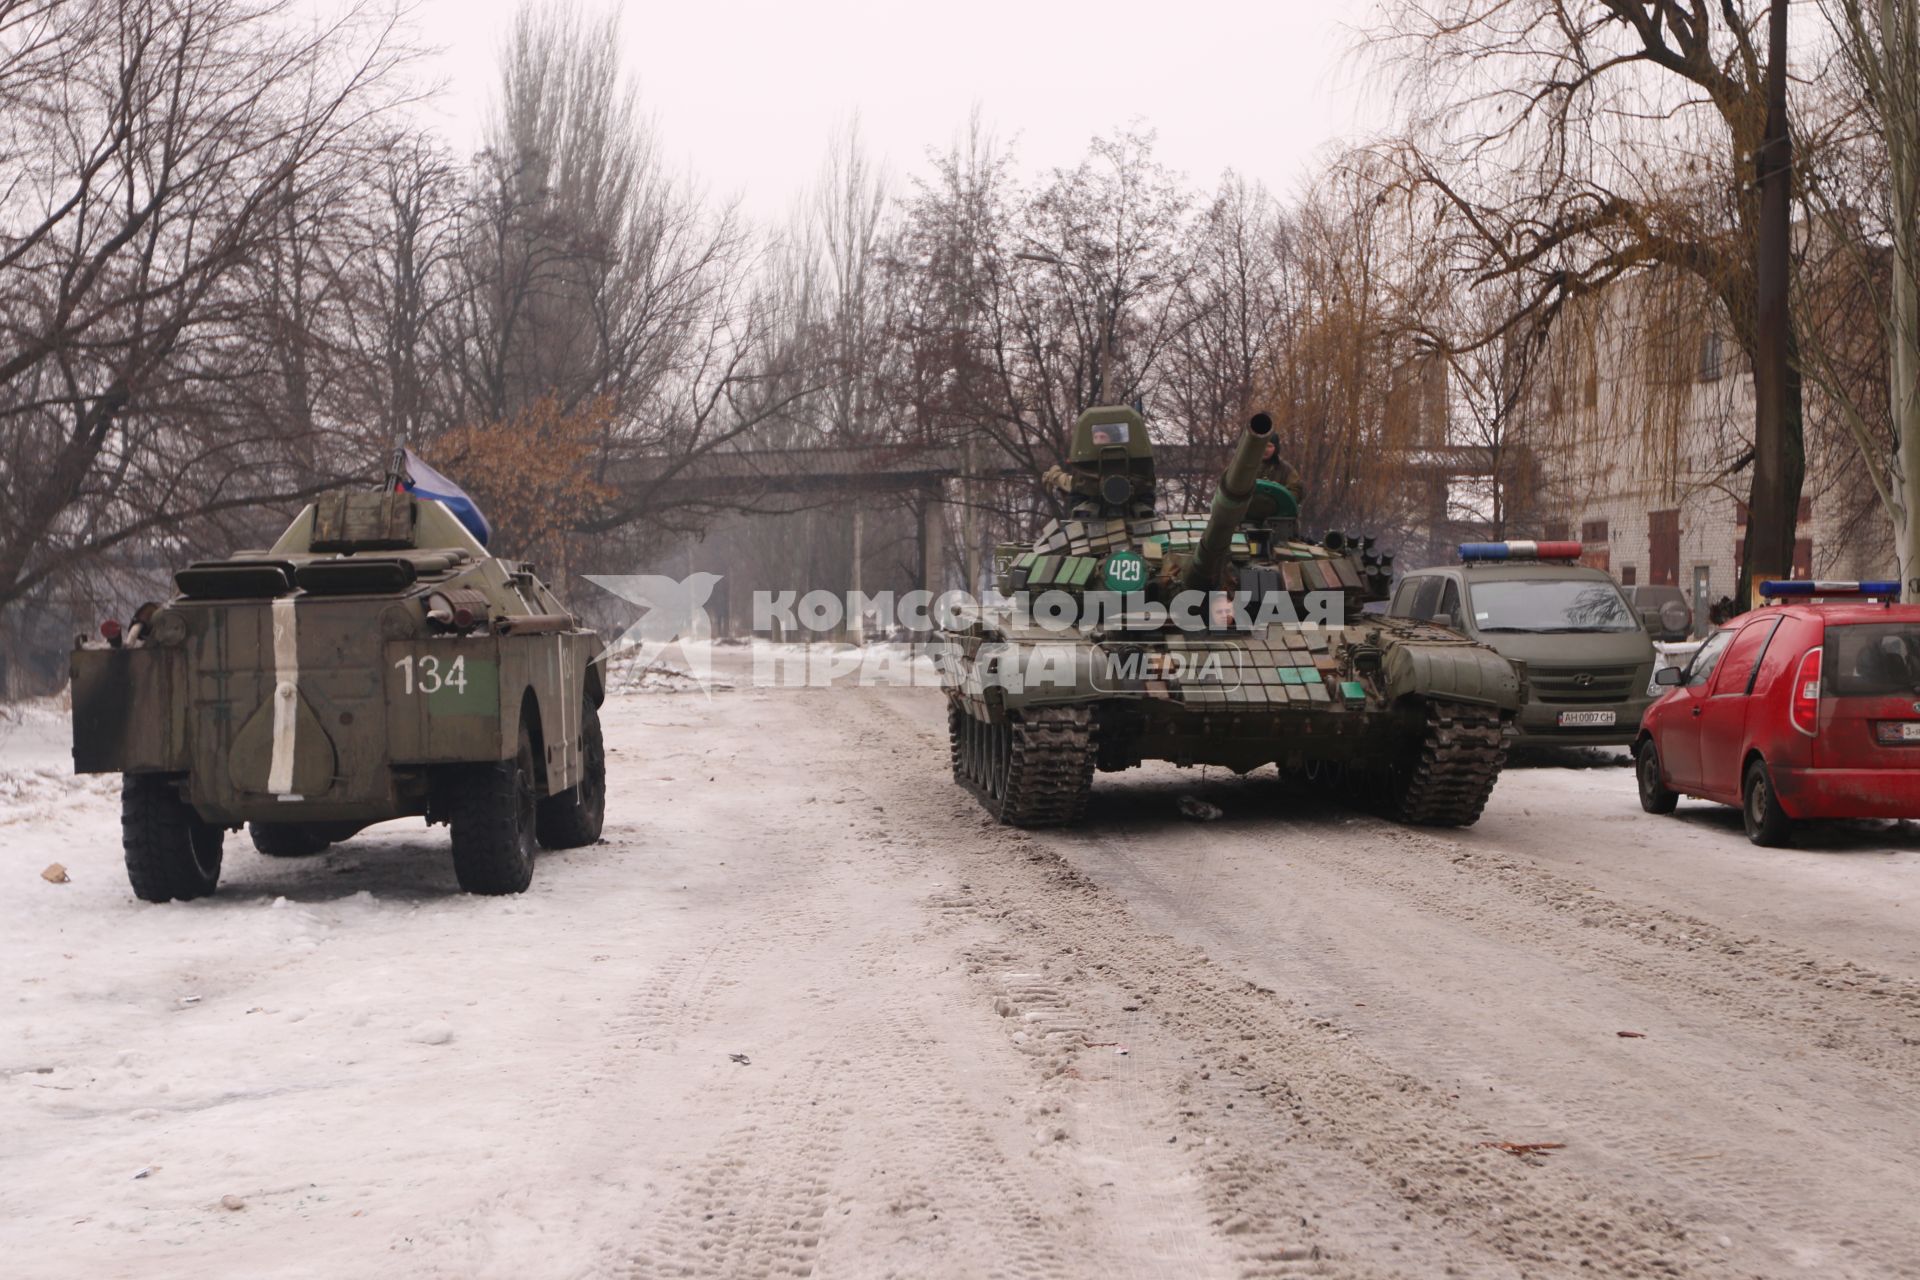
[123,774,224,903]
[448,729,539,894]
[1636,739,1679,815]
[536,699,605,849]
[249,822,331,857]
[1384,701,1507,828]
[1742,758,1793,847]
[949,701,1096,828]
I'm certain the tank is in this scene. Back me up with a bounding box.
[70,484,606,900]
[940,408,1525,827]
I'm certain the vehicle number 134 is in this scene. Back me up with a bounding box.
[394,653,468,695]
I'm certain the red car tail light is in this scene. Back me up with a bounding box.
[1790,647,1822,736]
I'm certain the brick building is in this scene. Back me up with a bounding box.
[1521,276,1889,627]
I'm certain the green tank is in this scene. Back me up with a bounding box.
[69,485,606,900]
[941,408,1524,827]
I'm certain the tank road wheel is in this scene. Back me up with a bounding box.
[536,699,606,850]
[122,774,224,903]
[449,729,539,895]
[249,822,331,858]
[948,700,1096,828]
[948,703,968,783]
[1387,701,1508,828]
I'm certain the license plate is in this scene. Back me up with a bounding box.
[1903,723,1920,742]
[1557,710,1617,727]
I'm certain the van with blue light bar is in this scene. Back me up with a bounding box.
[1386,541,1657,746]
[1637,578,1920,844]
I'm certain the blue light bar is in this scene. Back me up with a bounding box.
[1459,540,1584,563]
[1758,580,1901,599]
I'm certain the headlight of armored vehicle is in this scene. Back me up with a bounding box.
[378,603,419,640]
[147,609,188,646]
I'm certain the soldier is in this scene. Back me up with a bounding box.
[1257,435,1302,496]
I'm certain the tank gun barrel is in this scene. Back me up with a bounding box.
[1183,413,1274,589]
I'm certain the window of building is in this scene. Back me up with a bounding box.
[1581,518,1609,544]
[1621,565,1637,585]
[1699,330,1724,382]
[1548,383,1564,416]
[1543,520,1570,542]
[1583,368,1599,408]
[1649,509,1681,586]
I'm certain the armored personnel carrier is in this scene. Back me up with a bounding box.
[940,408,1523,827]
[70,485,605,900]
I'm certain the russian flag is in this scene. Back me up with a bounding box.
[400,448,492,547]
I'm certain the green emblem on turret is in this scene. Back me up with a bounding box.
[1102,550,1147,593]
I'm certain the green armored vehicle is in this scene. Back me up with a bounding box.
[70,482,606,901]
[940,409,1524,827]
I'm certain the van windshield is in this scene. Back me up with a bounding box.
[1827,623,1920,696]
[1468,579,1639,633]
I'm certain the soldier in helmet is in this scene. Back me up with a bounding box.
[1041,406,1157,520]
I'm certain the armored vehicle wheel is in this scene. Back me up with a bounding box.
[948,700,1095,828]
[122,774,224,902]
[448,729,539,894]
[1385,701,1507,828]
[536,699,605,849]
[249,822,331,857]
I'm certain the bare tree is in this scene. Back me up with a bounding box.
[1369,0,1852,599]
[1437,273,1551,540]
[1159,175,1290,484]
[1252,162,1444,549]
[0,0,409,690]
[1808,0,1920,594]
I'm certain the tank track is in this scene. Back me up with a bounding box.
[948,701,1096,828]
[1388,700,1508,827]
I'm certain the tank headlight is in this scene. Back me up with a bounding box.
[378,604,418,640]
[148,609,188,646]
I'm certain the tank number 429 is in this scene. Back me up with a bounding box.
[1102,550,1147,593]
[393,653,469,695]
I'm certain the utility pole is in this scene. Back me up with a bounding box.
[1741,0,1805,608]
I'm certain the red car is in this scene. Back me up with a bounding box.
[1636,581,1920,845]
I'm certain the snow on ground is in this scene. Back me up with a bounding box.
[3,660,1918,1278]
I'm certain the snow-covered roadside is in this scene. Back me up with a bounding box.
[0,692,734,1278]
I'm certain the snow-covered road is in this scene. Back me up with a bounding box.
[3,671,1917,1279]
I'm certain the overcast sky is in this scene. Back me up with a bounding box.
[404,0,1390,220]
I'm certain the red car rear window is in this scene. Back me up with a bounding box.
[1826,623,1920,697]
